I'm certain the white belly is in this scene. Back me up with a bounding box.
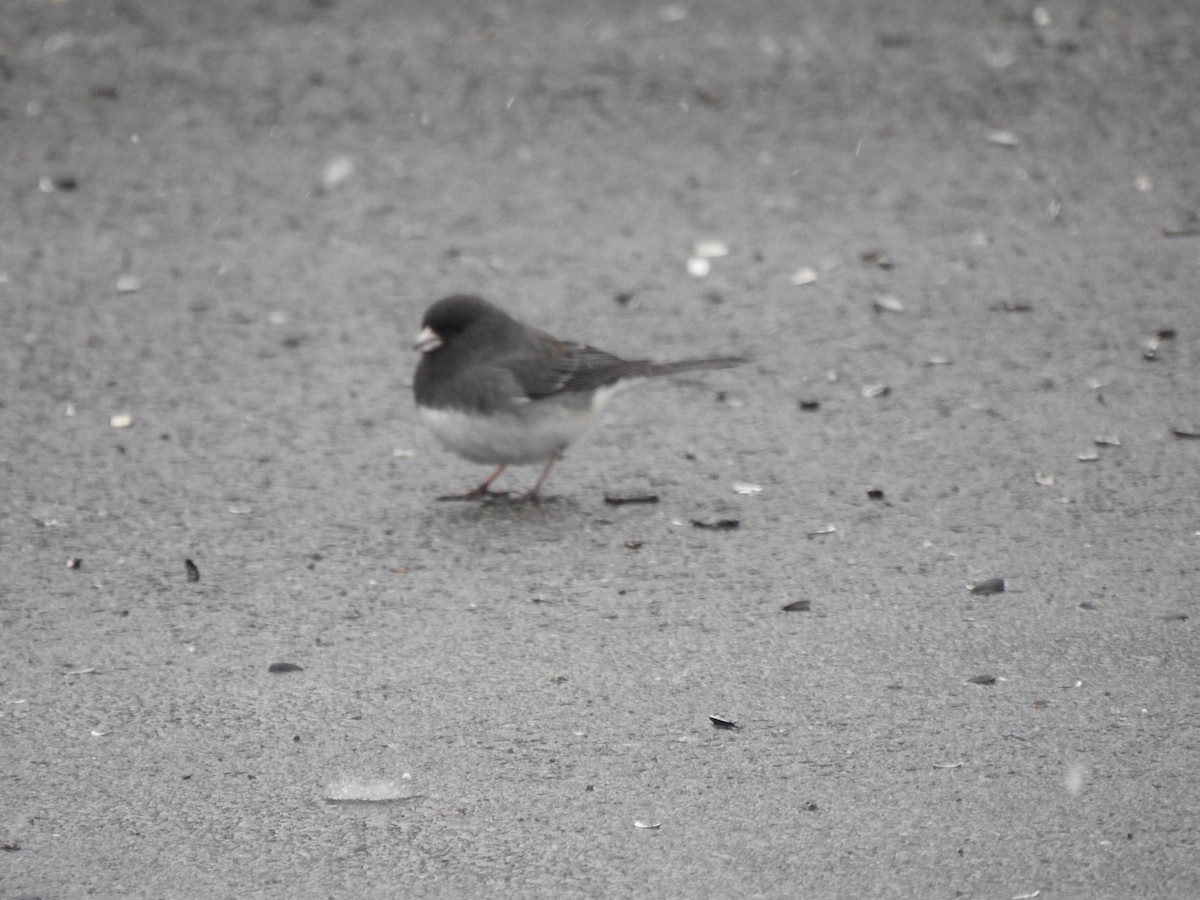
[420,387,621,466]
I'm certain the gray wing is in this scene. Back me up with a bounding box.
[510,329,744,399]
[508,330,644,398]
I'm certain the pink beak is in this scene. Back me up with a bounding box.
[414,326,442,353]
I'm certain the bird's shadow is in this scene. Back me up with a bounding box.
[435,491,562,507]
[427,491,584,521]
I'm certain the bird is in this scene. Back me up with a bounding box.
[412,294,744,501]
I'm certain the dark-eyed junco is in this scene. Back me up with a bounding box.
[413,294,744,501]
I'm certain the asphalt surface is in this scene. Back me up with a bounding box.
[3,1,1199,897]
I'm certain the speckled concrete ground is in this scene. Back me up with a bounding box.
[3,1,1199,897]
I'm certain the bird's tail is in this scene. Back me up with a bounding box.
[640,357,746,378]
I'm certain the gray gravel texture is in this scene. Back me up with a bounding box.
[3,1,1199,898]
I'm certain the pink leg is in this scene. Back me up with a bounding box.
[520,450,561,502]
[438,465,507,501]
[469,465,507,496]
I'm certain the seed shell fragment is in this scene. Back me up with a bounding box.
[709,715,740,730]
[861,249,894,269]
[986,129,1020,147]
[603,491,659,505]
[692,516,739,530]
[968,578,1006,595]
[692,239,729,259]
[873,294,904,314]
[321,155,356,191]
[789,266,819,286]
[1143,329,1176,359]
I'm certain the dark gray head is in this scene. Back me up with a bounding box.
[417,295,511,347]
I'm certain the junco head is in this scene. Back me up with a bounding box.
[413,294,743,501]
